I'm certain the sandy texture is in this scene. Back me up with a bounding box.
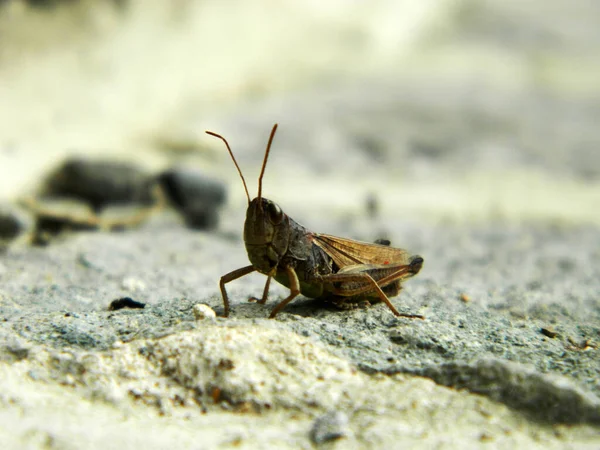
[1,323,598,448]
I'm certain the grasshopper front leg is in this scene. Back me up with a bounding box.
[220,265,256,317]
[318,269,424,319]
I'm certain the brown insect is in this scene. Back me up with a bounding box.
[206,124,424,319]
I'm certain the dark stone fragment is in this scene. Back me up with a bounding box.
[540,327,558,338]
[374,238,390,246]
[108,297,146,311]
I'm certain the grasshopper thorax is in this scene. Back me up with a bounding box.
[243,197,290,274]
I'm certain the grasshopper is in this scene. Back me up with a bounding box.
[206,124,424,319]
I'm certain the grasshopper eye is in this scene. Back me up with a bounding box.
[267,202,283,224]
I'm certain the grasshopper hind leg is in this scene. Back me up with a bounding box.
[327,280,398,312]
[268,266,301,318]
[319,271,424,320]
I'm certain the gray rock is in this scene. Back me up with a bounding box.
[404,358,600,425]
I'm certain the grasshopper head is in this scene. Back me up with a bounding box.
[243,197,290,273]
[205,124,286,274]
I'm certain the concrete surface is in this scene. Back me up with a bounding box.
[0,0,599,448]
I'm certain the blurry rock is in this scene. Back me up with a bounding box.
[0,203,33,246]
[180,203,220,230]
[159,167,226,208]
[45,158,155,211]
[21,158,167,244]
[159,167,226,230]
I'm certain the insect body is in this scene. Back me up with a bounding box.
[206,125,424,319]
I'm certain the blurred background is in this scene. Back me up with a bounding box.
[1,0,599,228]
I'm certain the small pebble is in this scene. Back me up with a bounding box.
[310,410,352,444]
[193,304,216,321]
[121,276,147,292]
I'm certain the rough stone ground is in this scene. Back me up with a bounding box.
[1,0,599,448]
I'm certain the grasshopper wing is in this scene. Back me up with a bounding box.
[311,233,417,269]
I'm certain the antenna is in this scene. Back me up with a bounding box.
[257,123,278,203]
[205,130,251,204]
